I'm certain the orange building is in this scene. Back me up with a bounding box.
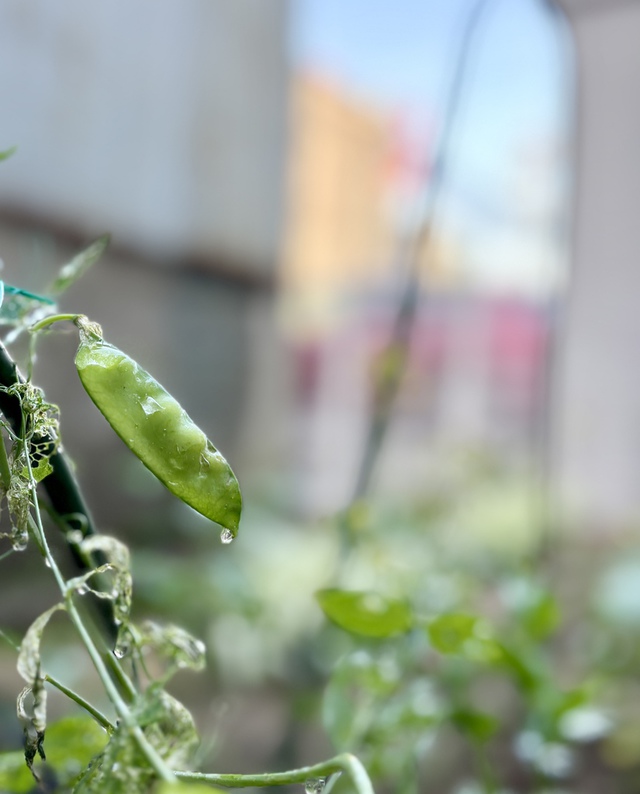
[281,74,394,333]
[281,74,464,336]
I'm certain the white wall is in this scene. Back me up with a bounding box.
[0,0,289,272]
[553,0,640,526]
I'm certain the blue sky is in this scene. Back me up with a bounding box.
[289,0,572,293]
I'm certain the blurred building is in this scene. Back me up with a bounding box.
[295,290,550,513]
[281,74,462,336]
[0,1,291,525]
[280,73,551,512]
[552,0,640,528]
[281,74,394,335]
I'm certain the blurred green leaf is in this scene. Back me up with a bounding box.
[553,687,590,719]
[0,715,108,791]
[0,285,56,326]
[50,234,110,295]
[495,642,539,694]
[322,651,401,749]
[521,593,561,640]
[450,709,499,742]
[317,589,413,638]
[323,671,360,749]
[139,621,206,673]
[156,783,226,793]
[0,145,17,161]
[428,613,478,654]
[0,751,30,793]
[43,715,109,782]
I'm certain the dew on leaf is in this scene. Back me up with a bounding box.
[220,528,234,545]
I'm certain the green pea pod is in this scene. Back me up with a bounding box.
[74,321,241,539]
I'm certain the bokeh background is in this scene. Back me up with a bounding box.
[2,1,640,792]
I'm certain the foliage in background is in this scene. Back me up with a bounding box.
[126,453,640,794]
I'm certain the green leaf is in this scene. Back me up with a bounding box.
[134,686,199,770]
[17,682,47,773]
[0,750,32,792]
[323,675,358,750]
[17,603,66,683]
[521,592,561,640]
[0,145,17,161]
[75,688,198,793]
[156,783,227,793]
[553,687,591,719]
[139,621,207,673]
[0,716,108,792]
[494,642,539,693]
[451,709,499,742]
[50,235,110,295]
[316,589,413,638]
[80,535,132,625]
[16,605,67,773]
[322,650,401,750]
[427,613,478,654]
[23,457,53,483]
[45,715,109,783]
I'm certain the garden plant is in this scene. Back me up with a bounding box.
[0,3,634,788]
[0,230,375,794]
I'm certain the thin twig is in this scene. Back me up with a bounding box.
[352,0,493,503]
[175,753,375,793]
[25,441,175,783]
[44,674,115,733]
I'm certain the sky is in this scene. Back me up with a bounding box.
[289,0,573,294]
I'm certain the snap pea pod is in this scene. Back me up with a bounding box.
[74,320,241,539]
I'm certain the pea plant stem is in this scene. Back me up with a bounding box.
[65,596,175,783]
[0,340,99,541]
[0,421,11,490]
[44,674,114,732]
[29,313,80,333]
[25,459,176,784]
[175,753,375,793]
[0,337,124,664]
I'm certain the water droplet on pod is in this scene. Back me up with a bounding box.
[113,643,129,660]
[77,584,90,595]
[220,528,234,545]
[304,778,327,794]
